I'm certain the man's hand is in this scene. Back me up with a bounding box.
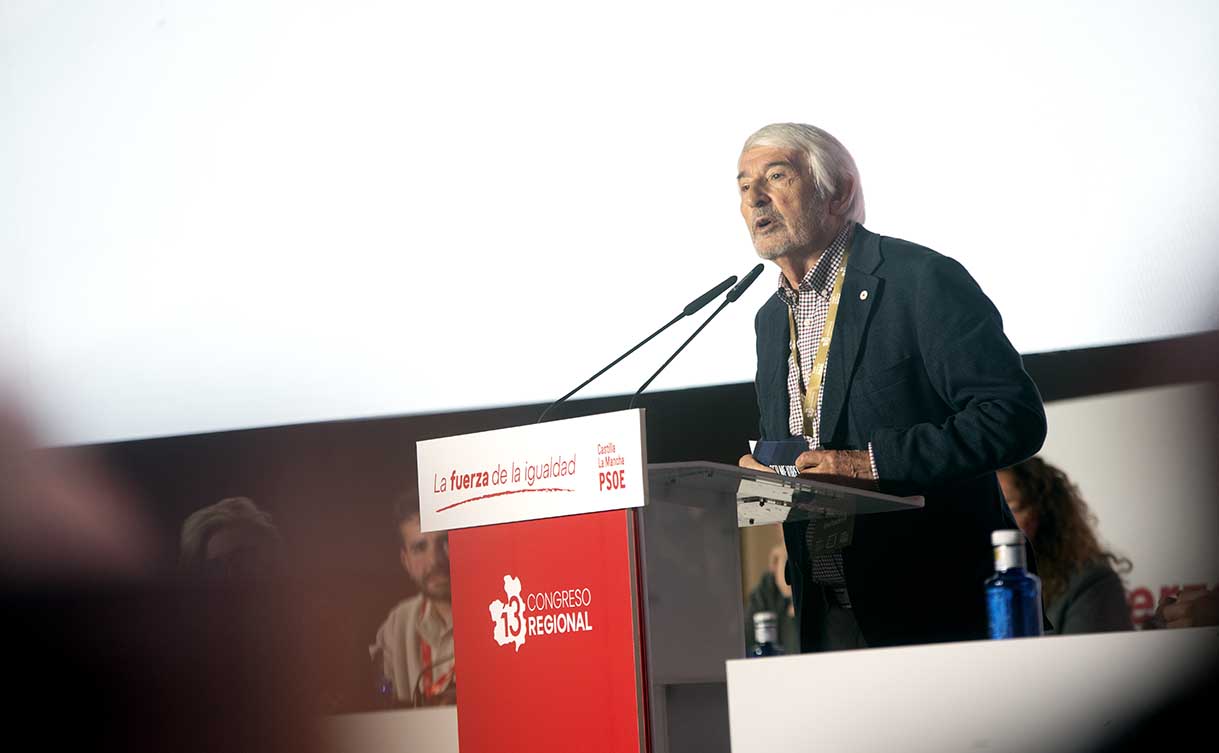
[738,453,776,474]
[794,449,877,490]
[1158,587,1219,629]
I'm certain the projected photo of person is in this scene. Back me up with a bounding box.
[370,491,455,707]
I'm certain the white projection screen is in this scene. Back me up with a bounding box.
[2,0,1217,444]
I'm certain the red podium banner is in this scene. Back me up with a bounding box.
[449,509,646,753]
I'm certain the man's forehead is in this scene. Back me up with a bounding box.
[402,519,445,544]
[737,145,803,177]
[400,516,423,539]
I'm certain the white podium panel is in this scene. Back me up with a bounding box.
[417,408,648,532]
[324,707,458,753]
[727,628,1218,753]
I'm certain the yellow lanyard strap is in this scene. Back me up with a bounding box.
[787,251,850,440]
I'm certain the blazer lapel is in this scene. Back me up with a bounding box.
[819,226,882,446]
[758,296,790,439]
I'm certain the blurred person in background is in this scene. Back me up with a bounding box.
[370,491,455,706]
[998,456,1133,634]
[0,401,155,581]
[745,543,800,655]
[0,397,317,753]
[179,496,283,578]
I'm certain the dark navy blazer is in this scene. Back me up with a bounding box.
[755,224,1047,649]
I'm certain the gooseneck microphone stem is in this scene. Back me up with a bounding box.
[536,274,738,423]
[628,263,764,409]
[628,299,730,408]
[536,311,683,423]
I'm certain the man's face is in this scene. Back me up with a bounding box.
[737,146,827,260]
[998,471,1039,541]
[400,516,451,602]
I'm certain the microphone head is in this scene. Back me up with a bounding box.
[682,275,737,316]
[725,263,765,302]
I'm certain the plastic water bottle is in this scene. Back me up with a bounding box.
[750,611,785,657]
[985,529,1044,639]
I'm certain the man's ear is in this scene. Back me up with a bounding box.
[400,547,409,572]
[828,176,854,217]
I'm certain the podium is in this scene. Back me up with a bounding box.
[416,410,921,753]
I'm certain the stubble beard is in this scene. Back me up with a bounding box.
[751,216,814,262]
[424,572,451,602]
[753,235,797,261]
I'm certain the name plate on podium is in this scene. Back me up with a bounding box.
[417,409,649,532]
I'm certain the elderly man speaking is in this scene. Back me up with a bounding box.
[738,123,1047,651]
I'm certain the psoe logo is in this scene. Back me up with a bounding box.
[489,575,527,651]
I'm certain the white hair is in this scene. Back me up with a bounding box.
[742,123,865,223]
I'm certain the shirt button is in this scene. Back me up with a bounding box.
[859,290,869,301]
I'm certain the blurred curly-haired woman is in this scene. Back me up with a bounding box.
[998,457,1133,635]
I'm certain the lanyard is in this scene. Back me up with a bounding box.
[418,636,454,698]
[417,600,455,699]
[787,250,850,440]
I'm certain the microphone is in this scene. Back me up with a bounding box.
[726,262,764,303]
[536,273,738,423]
[628,263,764,408]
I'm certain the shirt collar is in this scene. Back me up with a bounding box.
[776,222,854,305]
[415,597,454,643]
